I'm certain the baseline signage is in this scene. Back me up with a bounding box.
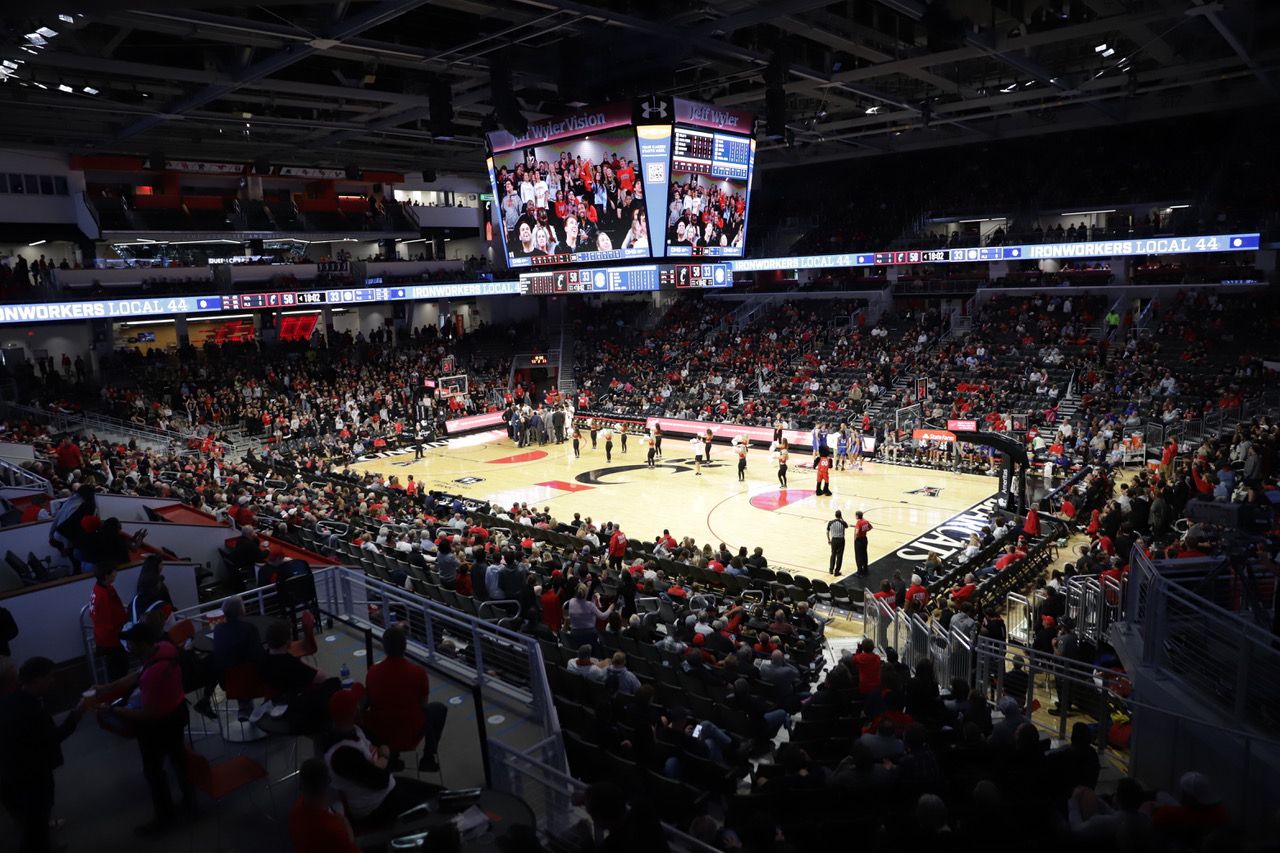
[727,232,1260,272]
[913,428,957,443]
[946,419,978,432]
[444,411,506,434]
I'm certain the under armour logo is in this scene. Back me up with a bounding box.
[640,97,668,119]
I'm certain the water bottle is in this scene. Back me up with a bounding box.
[340,663,352,688]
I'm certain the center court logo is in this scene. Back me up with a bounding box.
[453,476,485,485]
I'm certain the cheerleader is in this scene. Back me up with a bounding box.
[645,430,657,468]
[688,435,704,475]
[620,426,628,454]
[602,423,615,462]
[772,419,784,444]
[776,439,789,488]
[735,437,748,482]
[703,428,714,461]
[653,423,663,459]
[589,417,599,450]
[572,426,581,458]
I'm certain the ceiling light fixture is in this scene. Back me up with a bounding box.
[58,14,75,23]
[57,83,73,93]
[864,105,881,114]
[25,33,47,46]
[82,86,98,94]
[1095,43,1107,52]
[36,27,58,38]
[1102,48,1115,57]
[31,80,47,89]
[28,239,46,246]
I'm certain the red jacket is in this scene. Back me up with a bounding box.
[90,582,128,649]
[608,530,628,557]
[364,656,429,748]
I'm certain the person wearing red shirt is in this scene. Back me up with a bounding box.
[707,558,725,573]
[540,582,563,633]
[54,438,83,476]
[90,565,129,679]
[363,626,448,772]
[950,574,978,603]
[1023,507,1041,537]
[851,639,882,697]
[994,546,1021,572]
[660,530,678,550]
[871,579,897,608]
[905,574,930,608]
[1160,440,1177,481]
[607,528,628,571]
[852,511,873,577]
[617,161,635,191]
[290,759,361,853]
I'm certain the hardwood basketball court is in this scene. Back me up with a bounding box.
[351,431,1001,584]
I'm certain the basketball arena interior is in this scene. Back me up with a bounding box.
[0,1,1278,850]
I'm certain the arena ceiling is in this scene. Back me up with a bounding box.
[1,0,1276,175]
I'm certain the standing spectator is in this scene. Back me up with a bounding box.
[103,622,195,836]
[89,564,129,680]
[0,657,88,853]
[566,584,613,654]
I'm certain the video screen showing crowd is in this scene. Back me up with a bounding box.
[665,173,747,254]
[495,131,649,263]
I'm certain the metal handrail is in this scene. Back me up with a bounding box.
[0,456,52,494]
[168,567,564,748]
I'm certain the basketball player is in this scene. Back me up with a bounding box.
[736,437,748,482]
[572,426,581,458]
[776,439,789,488]
[815,452,833,495]
[645,430,657,468]
[589,417,599,450]
[653,423,663,459]
[851,426,864,470]
[602,423,615,462]
[835,425,849,471]
[703,428,713,462]
[688,435,704,475]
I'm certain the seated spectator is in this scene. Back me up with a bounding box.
[258,620,339,733]
[364,625,449,772]
[290,758,361,853]
[320,686,440,830]
[857,718,905,762]
[566,645,606,684]
[603,652,641,696]
[212,595,264,720]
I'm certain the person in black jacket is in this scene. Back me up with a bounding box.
[0,606,16,659]
[0,657,87,853]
